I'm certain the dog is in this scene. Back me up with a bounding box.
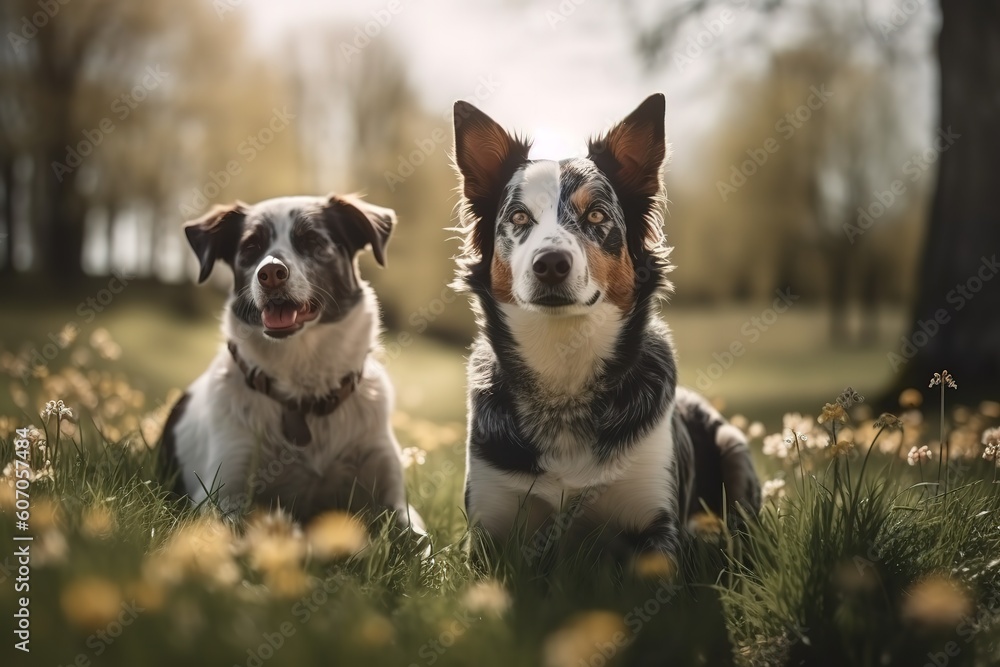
[160,194,424,534]
[452,94,761,566]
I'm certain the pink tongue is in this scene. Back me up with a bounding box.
[262,303,298,329]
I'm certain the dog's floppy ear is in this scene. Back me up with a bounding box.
[184,202,247,283]
[453,101,531,259]
[324,195,396,267]
[588,94,667,253]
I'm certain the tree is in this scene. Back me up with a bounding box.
[628,1,999,394]
[887,1,1000,398]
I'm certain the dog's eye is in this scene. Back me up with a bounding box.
[586,209,607,224]
[297,230,322,244]
[510,211,530,225]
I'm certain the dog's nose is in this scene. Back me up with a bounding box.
[532,250,573,286]
[257,256,288,289]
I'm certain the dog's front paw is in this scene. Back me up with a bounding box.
[391,504,433,560]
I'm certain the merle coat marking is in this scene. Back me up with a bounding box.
[160,194,424,532]
[452,94,761,562]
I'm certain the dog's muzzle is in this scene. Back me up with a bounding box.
[254,255,320,337]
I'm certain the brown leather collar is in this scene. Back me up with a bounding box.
[227,341,362,446]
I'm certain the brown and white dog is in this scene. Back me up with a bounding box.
[160,194,424,534]
[452,95,760,565]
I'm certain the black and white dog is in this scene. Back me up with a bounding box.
[452,95,760,564]
[160,194,424,532]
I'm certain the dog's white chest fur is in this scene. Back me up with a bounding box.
[170,289,409,521]
[467,304,678,536]
[501,302,622,395]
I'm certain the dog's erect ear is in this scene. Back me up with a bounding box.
[184,202,248,283]
[588,94,666,200]
[588,94,667,255]
[324,195,396,267]
[453,101,531,257]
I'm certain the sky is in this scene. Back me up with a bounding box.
[87,0,942,279]
[239,0,736,175]
[237,0,939,189]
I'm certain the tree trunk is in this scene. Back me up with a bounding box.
[41,146,86,284]
[1,158,14,273]
[887,1,1000,399]
[31,22,87,285]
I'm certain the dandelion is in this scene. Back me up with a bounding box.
[982,428,1000,481]
[980,401,1000,418]
[747,421,766,439]
[829,440,854,458]
[929,370,957,390]
[462,580,512,618]
[543,611,628,667]
[982,427,1000,451]
[400,446,427,468]
[633,551,678,580]
[240,510,305,574]
[0,484,14,510]
[899,388,923,408]
[306,511,368,561]
[761,478,786,503]
[22,425,45,447]
[762,433,790,459]
[40,399,74,422]
[818,402,848,426]
[907,445,932,466]
[836,387,865,409]
[126,579,167,612]
[902,574,972,630]
[873,413,903,432]
[145,516,240,588]
[688,513,725,544]
[263,566,311,598]
[35,526,68,567]
[354,613,395,646]
[81,505,115,539]
[929,370,958,492]
[833,559,878,595]
[3,460,55,485]
[729,414,749,431]
[782,413,814,436]
[61,576,123,631]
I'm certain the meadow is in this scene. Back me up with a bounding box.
[1,286,999,666]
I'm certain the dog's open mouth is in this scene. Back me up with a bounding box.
[261,300,319,337]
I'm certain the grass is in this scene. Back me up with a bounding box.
[1,290,999,665]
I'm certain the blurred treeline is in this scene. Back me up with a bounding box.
[0,0,934,341]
